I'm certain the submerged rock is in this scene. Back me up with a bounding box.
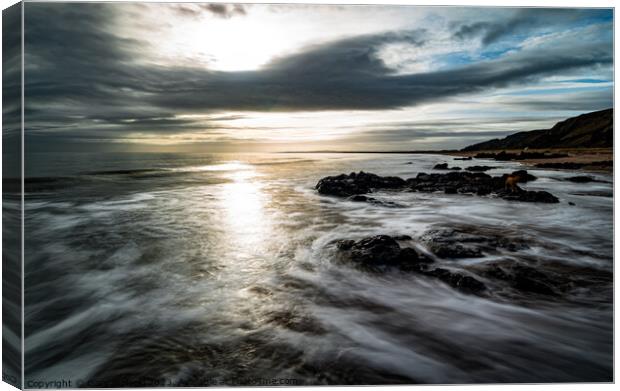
[424,268,486,294]
[465,165,496,172]
[347,194,403,208]
[335,235,431,271]
[332,234,485,294]
[477,261,557,295]
[498,188,559,203]
[420,227,529,259]
[566,176,595,183]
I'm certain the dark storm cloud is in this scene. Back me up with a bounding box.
[174,3,246,18]
[453,8,612,44]
[145,28,611,112]
[23,3,613,144]
[201,3,246,18]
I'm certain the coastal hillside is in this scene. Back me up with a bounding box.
[463,108,613,151]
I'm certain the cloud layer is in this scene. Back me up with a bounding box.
[22,3,613,151]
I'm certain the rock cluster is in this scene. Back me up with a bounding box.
[316,170,558,203]
[333,235,485,294]
[315,171,405,197]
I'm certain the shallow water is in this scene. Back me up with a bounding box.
[23,152,613,385]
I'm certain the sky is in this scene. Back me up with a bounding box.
[18,2,613,152]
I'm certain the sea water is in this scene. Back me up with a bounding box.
[21,152,613,384]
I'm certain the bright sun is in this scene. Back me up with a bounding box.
[124,5,292,71]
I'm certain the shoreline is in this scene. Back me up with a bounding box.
[280,148,613,174]
[443,148,613,174]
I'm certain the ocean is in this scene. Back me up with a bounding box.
[21,152,613,385]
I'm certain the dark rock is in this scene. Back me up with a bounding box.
[332,235,490,294]
[336,239,356,251]
[454,156,473,161]
[420,227,529,259]
[316,171,406,197]
[334,235,433,272]
[499,188,559,203]
[568,202,576,206]
[480,262,556,295]
[567,176,595,183]
[317,168,558,204]
[429,243,483,259]
[509,170,537,182]
[406,170,556,202]
[348,194,371,202]
[424,268,486,294]
[434,163,461,170]
[465,165,496,172]
[347,194,402,207]
[393,235,413,241]
[348,235,403,266]
[586,160,613,167]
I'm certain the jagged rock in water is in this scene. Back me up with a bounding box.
[315,171,406,197]
[498,188,559,203]
[332,234,486,294]
[506,169,537,182]
[465,165,496,172]
[316,169,558,203]
[334,235,431,271]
